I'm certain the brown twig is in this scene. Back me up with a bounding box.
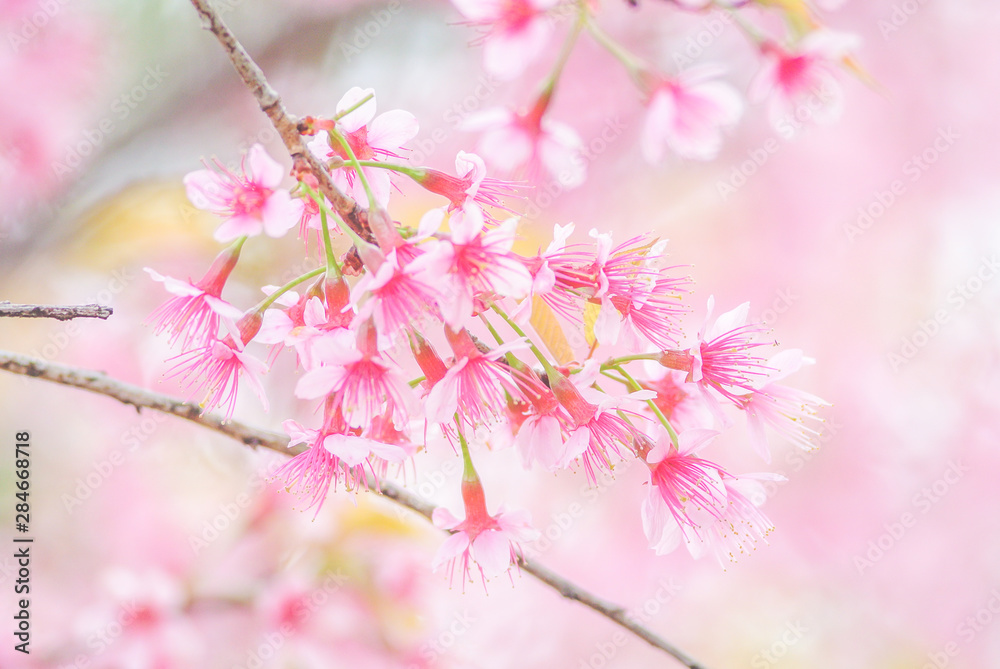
[188,0,372,270]
[0,349,707,668]
[0,302,113,321]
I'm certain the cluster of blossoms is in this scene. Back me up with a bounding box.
[449,0,861,186]
[145,1,848,586]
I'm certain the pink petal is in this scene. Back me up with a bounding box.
[246,143,284,188]
[214,214,263,243]
[336,87,377,133]
[471,529,513,577]
[295,365,347,399]
[368,110,419,152]
[261,190,303,238]
[482,19,550,81]
[432,531,471,570]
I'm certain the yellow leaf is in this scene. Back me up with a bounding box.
[583,300,601,348]
[530,296,575,365]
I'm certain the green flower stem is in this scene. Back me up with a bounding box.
[584,14,648,85]
[490,302,559,379]
[612,363,679,446]
[333,92,374,121]
[600,353,661,369]
[300,182,342,279]
[329,129,377,211]
[538,1,586,97]
[252,266,326,312]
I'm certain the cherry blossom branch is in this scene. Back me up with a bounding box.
[0,302,113,321]
[0,349,707,669]
[187,0,374,262]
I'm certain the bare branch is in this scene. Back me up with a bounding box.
[0,302,113,321]
[0,349,707,668]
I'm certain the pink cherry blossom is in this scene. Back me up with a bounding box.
[144,244,244,350]
[462,106,586,187]
[349,249,442,341]
[749,30,860,127]
[642,65,743,163]
[184,143,303,242]
[308,87,418,207]
[641,429,781,563]
[741,349,830,462]
[277,410,410,515]
[549,372,652,483]
[657,298,775,417]
[451,0,558,80]
[424,328,526,428]
[295,321,417,429]
[511,372,577,471]
[431,477,539,589]
[410,205,532,329]
[165,314,268,420]
[591,234,689,349]
[258,292,353,370]
[412,151,519,217]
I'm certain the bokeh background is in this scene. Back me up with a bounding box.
[2,1,999,667]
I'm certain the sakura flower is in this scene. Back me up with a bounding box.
[741,349,830,462]
[410,205,532,329]
[277,408,410,514]
[658,298,774,417]
[640,429,781,563]
[424,328,526,428]
[642,65,743,163]
[258,285,353,370]
[451,0,558,80]
[749,30,860,127]
[349,249,442,341]
[510,368,577,470]
[308,87,418,207]
[410,151,519,217]
[591,234,689,350]
[549,372,651,482]
[432,477,539,588]
[462,104,585,187]
[184,143,303,242]
[145,242,244,350]
[167,333,268,421]
[295,320,417,429]
[510,221,574,324]
[640,366,714,434]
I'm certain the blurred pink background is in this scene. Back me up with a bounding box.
[2,1,999,668]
